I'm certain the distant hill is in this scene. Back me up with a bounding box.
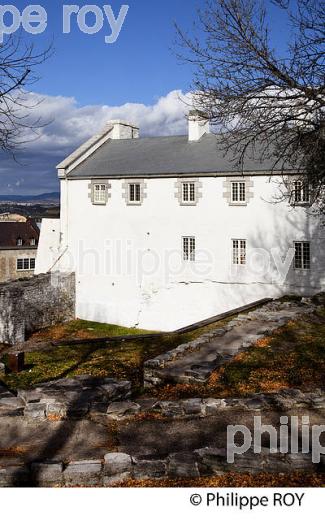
[0,192,60,203]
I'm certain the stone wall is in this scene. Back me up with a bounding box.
[1,449,322,487]
[0,272,75,344]
[0,384,324,486]
[0,376,131,419]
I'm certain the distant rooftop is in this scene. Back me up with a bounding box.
[0,220,39,249]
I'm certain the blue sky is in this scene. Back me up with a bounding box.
[32,0,200,106]
[0,0,291,195]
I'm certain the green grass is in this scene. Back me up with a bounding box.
[0,317,232,392]
[49,319,155,338]
[221,308,325,393]
[4,303,322,397]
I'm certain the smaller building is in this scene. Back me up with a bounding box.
[0,219,39,282]
[0,213,27,222]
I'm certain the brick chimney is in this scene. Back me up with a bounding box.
[188,110,210,141]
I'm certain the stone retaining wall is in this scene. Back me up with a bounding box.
[0,272,75,344]
[0,376,131,419]
[0,387,324,486]
[1,447,323,487]
[1,380,324,420]
[106,388,325,420]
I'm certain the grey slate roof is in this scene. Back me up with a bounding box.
[68,133,286,179]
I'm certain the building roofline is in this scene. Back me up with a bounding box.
[65,169,297,181]
[56,124,114,171]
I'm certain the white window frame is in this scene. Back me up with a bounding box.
[183,236,196,262]
[17,258,35,271]
[231,181,246,204]
[232,239,246,265]
[181,182,196,205]
[30,238,36,246]
[93,183,107,205]
[292,180,310,205]
[16,238,23,246]
[294,241,311,270]
[128,182,142,205]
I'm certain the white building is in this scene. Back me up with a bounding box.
[35,113,325,331]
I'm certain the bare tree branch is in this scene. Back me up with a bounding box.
[0,32,52,154]
[176,0,325,213]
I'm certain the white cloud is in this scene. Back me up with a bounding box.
[0,89,192,194]
[24,89,191,151]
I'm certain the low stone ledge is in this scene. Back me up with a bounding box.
[167,452,200,478]
[144,328,229,374]
[0,376,132,420]
[0,466,30,487]
[102,389,325,421]
[31,462,64,486]
[64,460,103,487]
[132,458,167,480]
[0,444,322,487]
[103,472,132,486]
[104,453,133,476]
[24,402,47,420]
[106,401,141,420]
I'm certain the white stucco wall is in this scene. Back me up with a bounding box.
[35,219,61,274]
[40,175,325,331]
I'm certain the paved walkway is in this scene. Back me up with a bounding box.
[146,301,315,385]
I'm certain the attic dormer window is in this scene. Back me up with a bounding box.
[30,238,36,246]
[17,238,23,246]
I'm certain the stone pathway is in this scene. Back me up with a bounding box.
[144,300,316,386]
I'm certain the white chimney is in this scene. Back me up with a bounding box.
[188,110,210,141]
[107,120,139,140]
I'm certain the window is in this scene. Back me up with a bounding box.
[182,182,196,204]
[17,258,35,271]
[89,180,111,205]
[123,179,146,205]
[183,236,196,261]
[128,183,141,204]
[293,181,310,204]
[93,184,107,204]
[175,178,201,206]
[231,182,246,203]
[30,238,36,246]
[232,239,246,265]
[16,238,23,246]
[294,242,310,270]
